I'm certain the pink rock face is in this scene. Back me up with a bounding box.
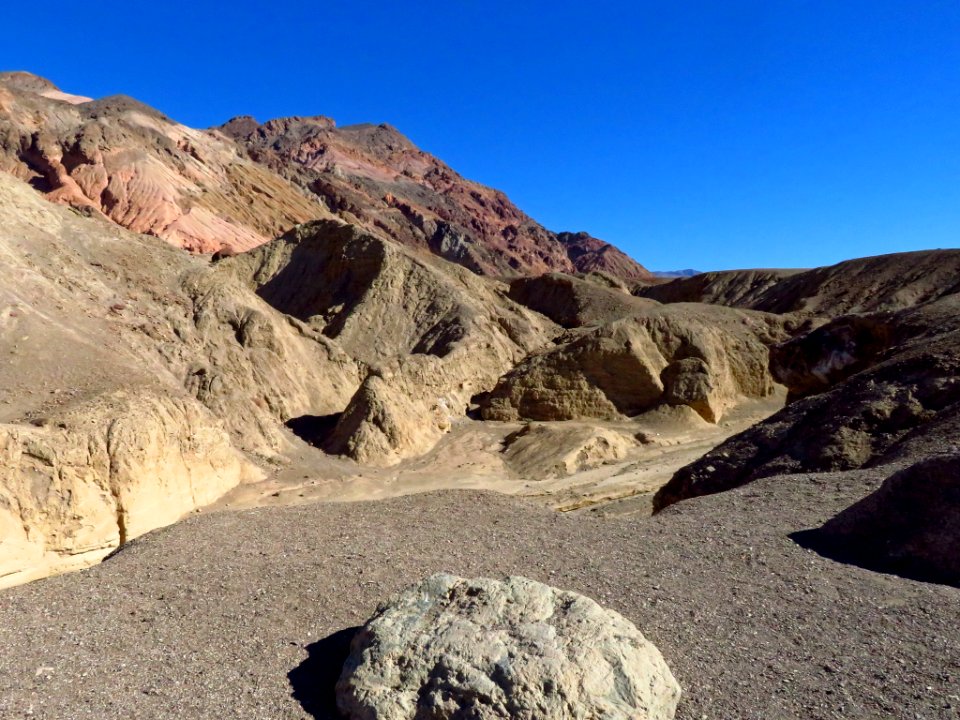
[0,74,330,255]
[0,72,651,279]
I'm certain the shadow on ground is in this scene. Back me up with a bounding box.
[286,414,343,448]
[288,626,360,719]
[789,528,957,588]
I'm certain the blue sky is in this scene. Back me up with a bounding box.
[3,1,959,270]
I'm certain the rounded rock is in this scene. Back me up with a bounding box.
[336,573,681,720]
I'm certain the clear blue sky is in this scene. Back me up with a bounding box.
[3,1,959,270]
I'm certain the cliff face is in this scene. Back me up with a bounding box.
[0,72,650,280]
[0,392,253,589]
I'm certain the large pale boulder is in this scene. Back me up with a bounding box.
[336,574,681,720]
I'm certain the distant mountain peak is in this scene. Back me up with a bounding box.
[652,269,702,278]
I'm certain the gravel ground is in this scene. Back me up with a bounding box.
[0,469,957,720]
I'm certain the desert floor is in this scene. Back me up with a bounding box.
[216,393,785,518]
[1,462,957,719]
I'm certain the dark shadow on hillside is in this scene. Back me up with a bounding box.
[288,626,360,719]
[466,391,490,419]
[286,414,342,448]
[789,528,958,588]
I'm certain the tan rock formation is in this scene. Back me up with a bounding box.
[635,269,801,307]
[502,422,640,479]
[0,171,362,584]
[225,220,556,464]
[176,268,362,455]
[482,304,785,424]
[0,390,255,589]
[508,272,660,328]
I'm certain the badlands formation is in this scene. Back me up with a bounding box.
[0,72,958,720]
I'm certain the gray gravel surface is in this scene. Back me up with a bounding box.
[1,469,958,720]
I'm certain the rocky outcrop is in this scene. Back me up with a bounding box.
[481,305,784,424]
[794,455,960,587]
[175,268,362,455]
[0,171,361,585]
[336,574,681,720]
[654,294,960,510]
[322,365,460,466]
[508,272,659,328]
[769,314,893,401]
[0,390,255,589]
[226,220,556,464]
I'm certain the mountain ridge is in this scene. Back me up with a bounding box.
[0,71,651,281]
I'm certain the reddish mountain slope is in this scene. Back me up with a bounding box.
[0,72,650,279]
[218,115,652,279]
[0,73,330,253]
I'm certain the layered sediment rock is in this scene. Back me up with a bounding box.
[1,72,651,281]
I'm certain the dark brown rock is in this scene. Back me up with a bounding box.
[654,294,960,511]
